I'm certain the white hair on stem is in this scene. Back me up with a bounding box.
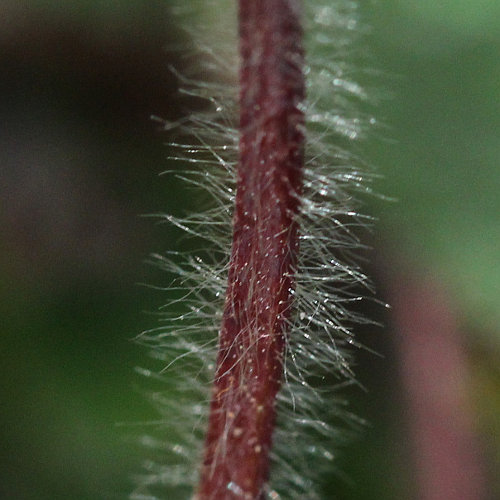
[132,1,377,498]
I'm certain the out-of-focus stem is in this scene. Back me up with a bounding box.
[389,275,487,500]
[196,1,305,498]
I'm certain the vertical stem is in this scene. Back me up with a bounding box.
[196,1,305,498]
[389,275,487,500]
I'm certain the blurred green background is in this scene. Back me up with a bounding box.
[1,1,499,498]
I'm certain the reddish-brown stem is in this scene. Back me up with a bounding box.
[389,275,487,500]
[196,1,305,498]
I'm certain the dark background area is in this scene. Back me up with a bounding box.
[1,1,499,499]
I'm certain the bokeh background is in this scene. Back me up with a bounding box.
[1,1,499,499]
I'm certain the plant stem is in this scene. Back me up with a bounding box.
[196,1,305,498]
[389,274,487,500]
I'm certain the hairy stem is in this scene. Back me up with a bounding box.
[196,1,305,498]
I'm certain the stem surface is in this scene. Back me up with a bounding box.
[196,1,305,498]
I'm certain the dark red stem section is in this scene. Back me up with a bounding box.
[196,1,305,499]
